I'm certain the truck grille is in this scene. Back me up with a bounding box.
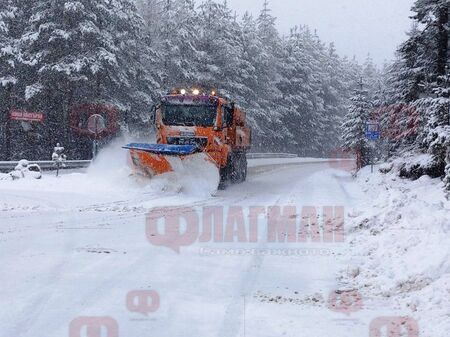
[167,137,208,149]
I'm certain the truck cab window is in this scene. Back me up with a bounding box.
[223,105,234,127]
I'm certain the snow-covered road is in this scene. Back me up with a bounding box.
[1,156,441,337]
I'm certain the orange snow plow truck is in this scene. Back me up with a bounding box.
[124,88,252,189]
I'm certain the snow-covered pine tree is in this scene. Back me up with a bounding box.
[135,0,164,43]
[340,56,364,96]
[413,0,449,78]
[276,26,326,156]
[388,24,425,105]
[108,0,160,129]
[154,0,201,90]
[362,55,381,100]
[197,0,244,95]
[374,0,450,186]
[374,25,425,159]
[0,0,32,160]
[410,0,450,179]
[319,42,348,155]
[257,0,278,48]
[305,30,344,156]
[255,0,287,151]
[339,56,365,147]
[20,0,155,155]
[233,12,261,131]
[306,29,332,155]
[0,0,356,158]
[0,0,17,90]
[0,1,16,160]
[196,0,280,150]
[237,12,260,107]
[445,147,450,198]
[342,81,372,169]
[417,78,450,178]
[231,8,285,152]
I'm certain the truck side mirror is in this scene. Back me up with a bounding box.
[225,106,234,127]
[149,105,156,125]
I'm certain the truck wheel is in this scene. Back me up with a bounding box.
[240,154,248,182]
[219,156,233,190]
[239,153,248,183]
[231,152,247,183]
[230,153,240,183]
[219,153,247,189]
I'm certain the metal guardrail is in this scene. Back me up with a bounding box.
[0,160,91,172]
[0,153,298,172]
[246,153,298,159]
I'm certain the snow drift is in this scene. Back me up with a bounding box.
[87,136,220,197]
[339,165,450,337]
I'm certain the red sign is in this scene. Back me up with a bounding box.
[70,104,119,140]
[10,110,44,122]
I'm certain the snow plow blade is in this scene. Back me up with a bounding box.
[123,143,199,156]
[123,143,201,177]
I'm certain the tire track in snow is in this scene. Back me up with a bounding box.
[216,165,326,337]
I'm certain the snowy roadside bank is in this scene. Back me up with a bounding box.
[338,165,450,337]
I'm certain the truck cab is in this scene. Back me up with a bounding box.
[153,89,252,186]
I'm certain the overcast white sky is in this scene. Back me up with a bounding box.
[227,0,414,66]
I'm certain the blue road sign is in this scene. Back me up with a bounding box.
[365,122,380,140]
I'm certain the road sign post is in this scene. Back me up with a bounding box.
[365,122,381,173]
[87,114,106,160]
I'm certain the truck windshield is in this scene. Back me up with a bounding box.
[162,104,217,127]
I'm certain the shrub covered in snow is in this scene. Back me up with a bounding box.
[7,159,42,180]
[52,143,67,176]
